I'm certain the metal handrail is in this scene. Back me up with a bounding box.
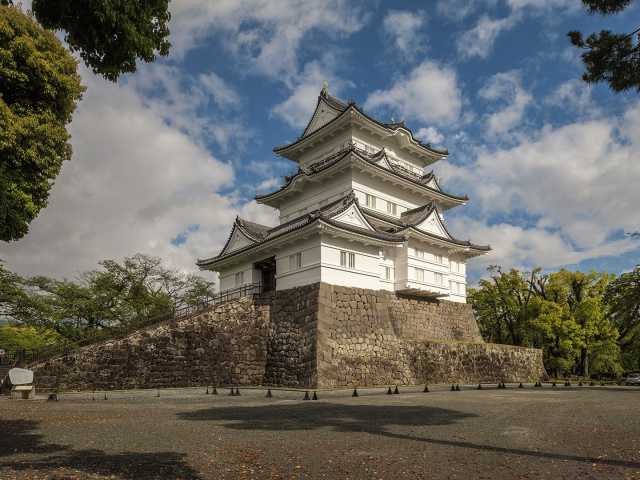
[2,283,265,366]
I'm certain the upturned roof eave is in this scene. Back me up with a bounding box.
[273,103,448,160]
[255,149,468,207]
[196,216,403,270]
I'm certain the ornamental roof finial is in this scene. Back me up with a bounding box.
[321,80,329,97]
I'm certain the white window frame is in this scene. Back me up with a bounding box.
[348,252,356,269]
[415,248,425,259]
[366,194,376,209]
[289,252,302,271]
[386,201,397,215]
[340,251,347,268]
[434,253,443,264]
[415,268,424,282]
[384,266,392,281]
[434,272,443,286]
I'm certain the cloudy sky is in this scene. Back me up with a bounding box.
[2,0,639,284]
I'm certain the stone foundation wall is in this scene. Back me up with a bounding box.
[316,283,544,387]
[264,284,318,387]
[32,296,270,391]
[30,282,544,391]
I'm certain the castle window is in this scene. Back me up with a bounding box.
[366,194,376,209]
[234,271,244,287]
[434,272,444,286]
[415,268,424,282]
[289,252,302,271]
[434,253,443,264]
[340,251,356,269]
[415,249,425,259]
[386,201,397,215]
[384,266,392,281]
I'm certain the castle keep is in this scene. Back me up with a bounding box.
[31,88,544,391]
[198,86,489,301]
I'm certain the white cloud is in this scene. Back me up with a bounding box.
[0,68,276,279]
[415,127,445,145]
[457,13,520,59]
[478,71,532,137]
[364,61,463,126]
[506,0,579,12]
[436,0,480,21]
[271,58,353,129]
[125,64,250,152]
[544,79,595,115]
[168,0,367,84]
[199,72,241,108]
[442,102,640,272]
[382,10,427,59]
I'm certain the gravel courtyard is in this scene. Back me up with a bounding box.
[1,385,639,479]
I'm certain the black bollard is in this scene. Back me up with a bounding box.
[455,384,461,391]
[552,382,557,387]
[212,386,218,395]
[477,383,482,390]
[450,384,456,391]
[156,390,160,398]
[352,388,359,397]
[206,386,209,395]
[266,389,273,398]
[47,393,58,401]
[312,391,318,400]
[235,388,241,396]
[393,385,400,394]
[518,383,524,389]
[229,388,235,396]
[423,384,429,393]
[303,391,310,400]
[387,387,393,395]
[104,393,108,400]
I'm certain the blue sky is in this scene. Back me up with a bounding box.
[1,0,639,284]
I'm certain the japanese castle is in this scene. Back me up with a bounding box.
[197,86,490,302]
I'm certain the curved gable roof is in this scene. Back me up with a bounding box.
[273,90,448,159]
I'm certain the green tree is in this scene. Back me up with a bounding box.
[21,254,216,339]
[30,0,171,81]
[468,266,540,346]
[0,324,63,351]
[568,0,640,92]
[0,5,84,241]
[605,266,640,370]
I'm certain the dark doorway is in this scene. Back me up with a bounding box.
[254,257,276,293]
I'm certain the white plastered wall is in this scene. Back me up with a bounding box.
[319,234,386,290]
[275,236,322,290]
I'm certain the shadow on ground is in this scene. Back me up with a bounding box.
[0,419,202,479]
[178,402,640,470]
[177,402,476,433]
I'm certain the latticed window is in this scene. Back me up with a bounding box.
[385,266,392,281]
[289,252,302,270]
[415,268,424,282]
[234,271,244,287]
[434,272,443,286]
[366,194,376,209]
[386,201,397,215]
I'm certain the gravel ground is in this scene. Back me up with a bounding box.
[1,384,639,480]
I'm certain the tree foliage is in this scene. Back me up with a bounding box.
[0,254,216,345]
[605,266,640,369]
[31,0,171,81]
[469,266,624,377]
[0,5,84,241]
[569,0,640,92]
